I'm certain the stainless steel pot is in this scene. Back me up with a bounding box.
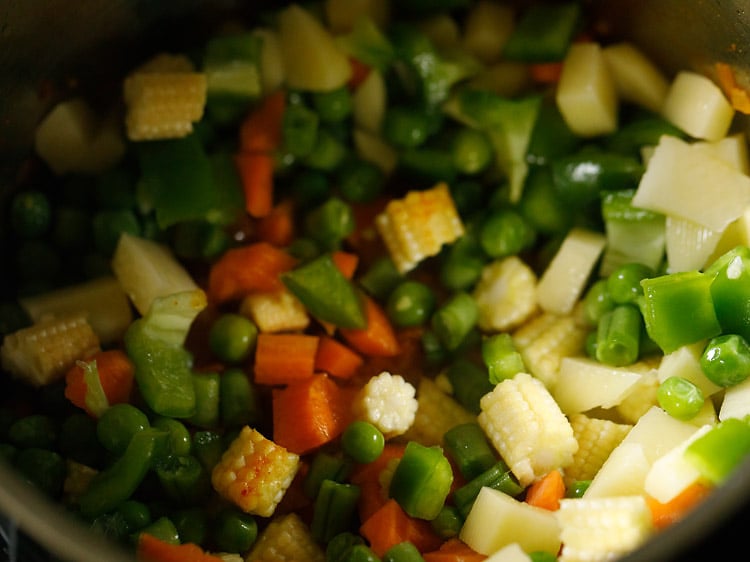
[1,1,749,560]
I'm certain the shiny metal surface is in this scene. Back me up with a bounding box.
[1,1,750,560]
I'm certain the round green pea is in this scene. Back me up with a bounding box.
[386,280,436,327]
[97,404,150,455]
[657,376,705,421]
[209,313,258,364]
[11,190,51,238]
[341,421,385,464]
[152,416,192,458]
[700,334,750,387]
[606,262,654,305]
[213,508,258,553]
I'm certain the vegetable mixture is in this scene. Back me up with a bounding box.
[3,1,750,561]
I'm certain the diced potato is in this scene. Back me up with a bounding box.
[719,376,750,421]
[708,205,750,264]
[34,97,125,175]
[662,71,734,141]
[279,4,352,91]
[643,425,713,503]
[615,406,699,464]
[462,0,515,64]
[631,135,750,232]
[20,276,133,345]
[583,442,650,498]
[536,228,606,315]
[602,42,669,113]
[484,543,532,562]
[664,215,723,273]
[353,69,387,133]
[460,487,561,556]
[554,357,644,415]
[111,233,198,316]
[555,42,618,137]
[657,341,722,398]
[695,132,750,174]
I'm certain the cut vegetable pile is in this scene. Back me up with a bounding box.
[4,1,750,561]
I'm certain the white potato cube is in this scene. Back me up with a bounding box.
[662,71,734,141]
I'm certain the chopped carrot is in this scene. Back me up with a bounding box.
[208,242,298,305]
[235,151,275,218]
[350,443,407,521]
[239,89,286,153]
[360,498,443,557]
[423,538,487,562]
[340,294,399,357]
[348,57,372,90]
[646,482,712,530]
[314,335,364,379]
[529,61,563,84]
[256,198,296,247]
[331,250,359,279]
[272,373,353,455]
[715,61,750,114]
[136,533,222,562]
[64,349,135,418]
[253,333,320,385]
[524,469,565,511]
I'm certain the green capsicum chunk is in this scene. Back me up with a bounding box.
[502,2,582,62]
[640,270,722,354]
[124,290,207,418]
[137,134,243,229]
[707,245,750,342]
[389,22,481,108]
[551,151,645,207]
[203,32,263,124]
[605,115,687,157]
[526,101,581,166]
[388,441,453,520]
[453,89,542,203]
[684,418,750,485]
[79,427,169,519]
[282,253,366,329]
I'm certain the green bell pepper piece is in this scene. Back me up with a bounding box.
[526,101,581,166]
[502,2,582,62]
[640,270,722,354]
[551,151,645,207]
[454,89,542,203]
[80,427,168,518]
[707,246,750,342]
[388,441,453,520]
[606,115,687,157]
[203,32,263,124]
[125,290,207,418]
[137,134,244,229]
[684,418,750,484]
[282,253,366,329]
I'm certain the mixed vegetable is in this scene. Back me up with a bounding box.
[3,1,750,561]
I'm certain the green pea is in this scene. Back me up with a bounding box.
[451,127,492,175]
[341,421,384,464]
[116,500,152,534]
[337,158,385,203]
[583,279,615,325]
[11,190,51,238]
[213,508,258,553]
[15,448,66,497]
[171,507,209,546]
[97,404,150,455]
[657,376,705,421]
[209,313,258,364]
[383,106,433,149]
[9,414,57,449]
[479,208,536,259]
[606,262,653,305]
[312,86,352,122]
[386,280,436,327]
[700,334,750,387]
